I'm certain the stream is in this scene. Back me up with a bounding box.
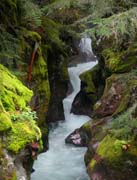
[31,37,97,180]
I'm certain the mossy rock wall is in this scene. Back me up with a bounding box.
[0,64,42,179]
[0,26,51,147]
[102,45,137,73]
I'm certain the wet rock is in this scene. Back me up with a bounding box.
[71,90,94,116]
[71,65,104,116]
[46,53,68,122]
[65,129,89,147]
[94,71,137,117]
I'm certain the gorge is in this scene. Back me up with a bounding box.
[31,37,97,180]
[0,1,137,180]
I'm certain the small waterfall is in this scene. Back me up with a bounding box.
[63,62,97,121]
[79,35,93,55]
[31,37,97,180]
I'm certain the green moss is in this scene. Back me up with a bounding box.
[80,69,96,93]
[0,100,5,113]
[97,135,123,162]
[102,48,137,73]
[22,29,41,42]
[41,17,65,52]
[32,47,50,99]
[0,64,33,111]
[10,170,17,180]
[6,119,41,153]
[0,112,12,132]
[59,56,69,81]
[0,64,43,153]
[81,121,92,138]
[88,159,97,171]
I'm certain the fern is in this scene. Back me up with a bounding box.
[17,0,42,27]
[0,28,21,61]
[85,7,137,44]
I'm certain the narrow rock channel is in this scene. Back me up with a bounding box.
[31,37,97,180]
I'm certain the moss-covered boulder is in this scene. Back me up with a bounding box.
[76,104,136,180]
[87,135,137,180]
[81,102,137,180]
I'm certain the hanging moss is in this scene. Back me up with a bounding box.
[32,47,50,99]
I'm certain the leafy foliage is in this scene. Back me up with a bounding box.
[18,0,42,28]
[11,107,38,121]
[109,104,137,140]
[41,17,66,52]
[0,28,21,61]
[0,0,17,28]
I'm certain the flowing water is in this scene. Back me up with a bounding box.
[31,37,97,180]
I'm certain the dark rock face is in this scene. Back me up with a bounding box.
[95,81,123,117]
[46,52,68,122]
[71,90,94,116]
[47,80,67,122]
